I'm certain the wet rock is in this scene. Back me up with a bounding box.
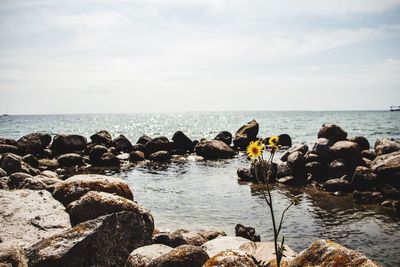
[144,137,171,156]
[198,230,226,241]
[153,233,186,248]
[149,151,171,162]
[311,138,332,163]
[195,140,236,159]
[240,242,297,265]
[23,154,39,168]
[235,224,260,242]
[52,174,133,205]
[90,130,112,146]
[89,145,108,164]
[37,158,59,169]
[26,211,154,267]
[278,175,298,186]
[330,141,361,162]
[328,159,349,178]
[0,167,6,177]
[130,150,145,162]
[201,236,250,257]
[289,239,381,267]
[304,152,321,163]
[113,134,133,153]
[0,153,22,175]
[287,151,306,171]
[371,153,400,188]
[132,143,145,152]
[349,136,370,151]
[374,138,400,156]
[7,172,48,190]
[51,134,87,155]
[317,124,347,144]
[233,119,259,149]
[380,184,400,200]
[305,161,326,181]
[362,150,376,161]
[323,178,353,193]
[137,135,152,146]
[0,190,70,248]
[0,144,19,154]
[57,153,84,167]
[353,191,383,204]
[352,166,379,191]
[277,161,294,178]
[214,131,232,146]
[203,249,256,267]
[0,137,17,146]
[67,191,153,226]
[0,242,28,267]
[237,167,254,182]
[251,161,278,183]
[281,144,308,161]
[172,131,194,152]
[147,245,209,267]
[98,152,121,167]
[125,244,173,267]
[16,133,51,155]
[278,134,292,147]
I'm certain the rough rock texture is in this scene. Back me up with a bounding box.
[201,236,250,258]
[26,211,154,267]
[330,141,362,162]
[0,138,17,146]
[16,133,51,155]
[233,119,259,149]
[195,140,236,159]
[147,245,209,267]
[352,166,379,191]
[57,153,84,167]
[287,151,306,171]
[23,154,39,168]
[203,249,256,267]
[317,124,347,144]
[289,239,381,267]
[374,138,400,156]
[67,191,152,226]
[7,172,48,190]
[125,244,173,267]
[235,224,260,242]
[353,191,383,204]
[112,134,133,153]
[90,130,112,146]
[51,134,87,155]
[0,144,19,154]
[38,158,59,169]
[371,153,400,187]
[237,167,254,182]
[172,131,194,152]
[0,153,22,175]
[214,131,232,146]
[0,190,71,248]
[311,138,332,163]
[52,174,133,206]
[153,230,208,248]
[281,145,308,162]
[0,242,28,267]
[239,242,297,265]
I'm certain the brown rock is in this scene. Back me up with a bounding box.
[374,138,400,156]
[57,153,84,167]
[330,141,362,162]
[352,166,379,191]
[130,150,145,162]
[90,130,112,146]
[16,133,51,155]
[0,144,19,154]
[195,140,236,159]
[317,124,347,144]
[0,242,28,267]
[147,245,209,267]
[51,134,87,155]
[0,153,22,175]
[113,134,133,153]
[203,249,256,267]
[233,119,259,149]
[349,136,370,151]
[125,244,173,267]
[323,178,353,193]
[7,172,48,190]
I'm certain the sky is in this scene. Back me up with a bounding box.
[0,0,400,114]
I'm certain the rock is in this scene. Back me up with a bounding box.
[117,153,130,161]
[0,190,70,248]
[57,153,84,167]
[240,242,297,265]
[37,158,59,169]
[67,191,153,226]
[289,239,381,267]
[0,242,28,267]
[237,167,254,182]
[40,170,59,179]
[330,141,362,162]
[214,131,232,146]
[132,143,145,152]
[371,153,400,188]
[380,184,400,200]
[305,161,326,181]
[201,236,250,258]
[287,151,306,171]
[198,230,226,241]
[137,135,152,146]
[235,224,260,242]
[317,124,347,144]
[125,244,173,267]
[172,131,194,152]
[203,249,256,267]
[362,150,376,161]
[311,138,332,163]
[130,150,145,162]
[251,161,278,183]
[23,154,39,168]
[233,119,259,149]
[195,140,236,159]
[353,191,383,204]
[7,172,48,190]
[278,175,298,186]
[153,233,186,248]
[144,137,171,156]
[0,167,6,177]
[277,162,294,178]
[26,211,154,267]
[278,134,292,147]
[89,145,108,164]
[328,159,349,178]
[323,178,353,193]
[0,137,17,146]
[374,138,400,156]
[98,152,121,167]
[16,133,51,155]
[147,245,209,267]
[149,151,171,162]
[352,166,379,191]
[349,136,370,151]
[113,134,133,153]
[304,152,321,163]
[51,134,87,155]
[174,229,208,246]
[0,153,22,175]
[281,145,308,161]
[0,144,19,154]
[52,174,133,205]
[90,130,112,146]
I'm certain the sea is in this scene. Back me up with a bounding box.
[1,111,399,266]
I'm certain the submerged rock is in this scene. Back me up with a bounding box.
[16,133,51,155]
[353,191,383,204]
[195,140,236,159]
[26,211,154,267]
[323,178,353,193]
[317,124,347,144]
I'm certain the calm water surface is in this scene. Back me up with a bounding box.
[1,111,399,266]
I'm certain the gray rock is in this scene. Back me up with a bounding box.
[374,138,400,156]
[317,124,347,144]
[0,242,28,267]
[125,244,173,267]
[16,133,51,155]
[195,140,236,159]
[147,245,209,267]
[26,211,154,267]
[0,190,71,249]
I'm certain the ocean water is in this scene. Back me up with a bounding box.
[1,111,400,266]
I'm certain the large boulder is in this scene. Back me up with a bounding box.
[289,239,381,267]
[203,250,256,267]
[352,166,379,191]
[239,242,297,265]
[172,131,194,152]
[281,144,308,162]
[233,119,259,149]
[201,236,250,258]
[147,245,209,267]
[52,174,133,205]
[349,136,370,151]
[0,153,22,175]
[125,244,173,267]
[0,190,71,248]
[0,144,19,154]
[51,134,87,155]
[90,130,112,146]
[195,140,236,159]
[330,141,362,162]
[144,137,171,156]
[371,153,400,188]
[113,134,133,153]
[374,138,400,156]
[7,172,48,190]
[67,191,153,226]
[311,138,332,163]
[26,211,154,267]
[57,153,84,167]
[0,242,28,267]
[214,131,232,146]
[287,151,306,171]
[317,124,347,144]
[16,133,51,155]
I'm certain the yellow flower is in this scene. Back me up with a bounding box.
[246,140,264,158]
[269,136,279,151]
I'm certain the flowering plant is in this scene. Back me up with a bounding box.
[246,136,299,267]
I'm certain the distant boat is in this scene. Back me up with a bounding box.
[390,106,400,112]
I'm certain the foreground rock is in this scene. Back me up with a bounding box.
[289,239,381,267]
[26,211,154,267]
[371,152,400,188]
[203,250,256,267]
[52,174,133,205]
[201,236,250,257]
[233,119,259,149]
[67,191,153,226]
[152,229,222,248]
[240,242,297,265]
[0,190,70,248]
[146,245,209,267]
[195,140,236,159]
[374,138,400,156]
[125,244,173,267]
[0,242,28,267]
